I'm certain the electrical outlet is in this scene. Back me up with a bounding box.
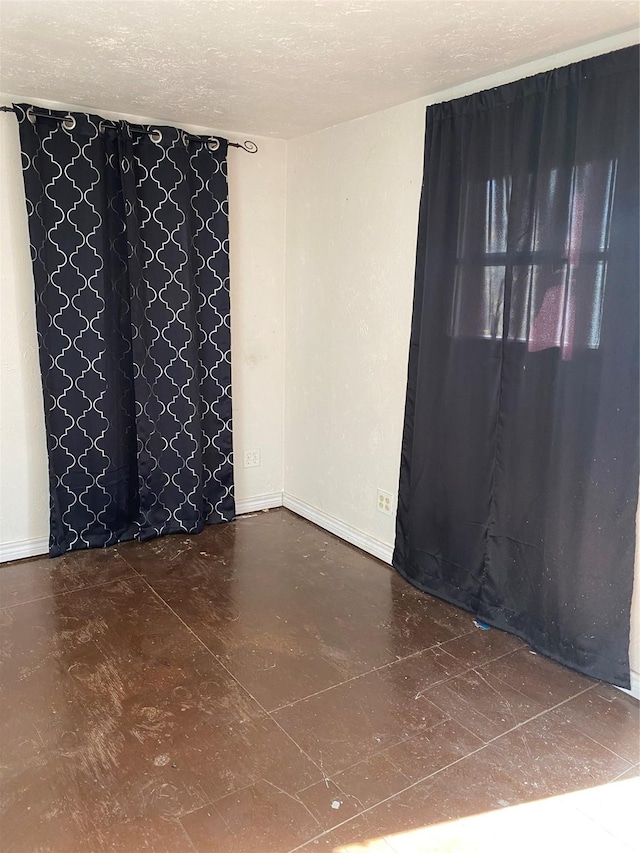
[377,489,394,516]
[243,449,260,468]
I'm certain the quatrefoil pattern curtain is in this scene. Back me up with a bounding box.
[16,104,234,556]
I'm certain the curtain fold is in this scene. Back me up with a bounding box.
[16,105,234,557]
[393,46,639,687]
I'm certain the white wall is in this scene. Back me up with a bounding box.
[283,32,639,692]
[284,97,423,548]
[0,96,286,556]
[0,117,50,552]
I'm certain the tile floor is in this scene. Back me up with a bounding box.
[0,508,637,852]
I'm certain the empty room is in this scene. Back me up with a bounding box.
[0,1,638,851]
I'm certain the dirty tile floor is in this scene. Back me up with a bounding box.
[0,508,637,852]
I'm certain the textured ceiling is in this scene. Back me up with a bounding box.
[0,1,638,138]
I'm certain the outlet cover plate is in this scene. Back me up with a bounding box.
[244,449,260,468]
[377,489,394,516]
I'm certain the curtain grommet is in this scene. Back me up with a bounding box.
[150,129,162,144]
[207,138,220,152]
[62,115,76,131]
[26,106,36,125]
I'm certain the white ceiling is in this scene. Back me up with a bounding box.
[0,1,638,138]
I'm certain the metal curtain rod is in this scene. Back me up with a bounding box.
[0,105,258,153]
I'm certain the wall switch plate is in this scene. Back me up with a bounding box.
[243,449,260,468]
[377,489,394,516]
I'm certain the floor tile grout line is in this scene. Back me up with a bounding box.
[484,680,635,767]
[132,570,335,796]
[286,667,579,804]
[175,814,199,853]
[178,775,325,842]
[142,590,631,840]
[122,564,272,715]
[117,552,628,851]
[270,642,524,715]
[269,780,327,833]
[469,661,598,713]
[202,798,236,840]
[179,778,264,823]
[123,566,360,791]
[563,723,638,766]
[115,561,614,770]
[270,659,443,714]
[612,764,639,781]
[118,559,545,789]
[126,549,495,722]
[117,542,498,716]
[118,556,580,798]
[117,556,531,723]
[180,796,245,846]
[118,555,333,794]
[422,664,590,732]
[381,716,481,783]
[0,570,140,611]
[269,711,333,784]
[287,683,606,852]
[313,714,457,792]
[285,725,522,850]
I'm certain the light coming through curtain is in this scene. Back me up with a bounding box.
[394,47,639,687]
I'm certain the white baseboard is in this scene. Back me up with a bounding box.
[282,492,394,565]
[0,495,285,564]
[0,536,49,564]
[631,669,640,701]
[235,492,283,515]
[618,669,640,702]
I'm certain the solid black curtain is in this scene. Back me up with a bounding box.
[16,104,234,557]
[394,47,639,688]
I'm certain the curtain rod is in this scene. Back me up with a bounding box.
[0,105,258,153]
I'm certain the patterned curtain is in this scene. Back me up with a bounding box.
[16,104,234,556]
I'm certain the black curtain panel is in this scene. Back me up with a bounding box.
[394,47,639,687]
[16,104,234,557]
